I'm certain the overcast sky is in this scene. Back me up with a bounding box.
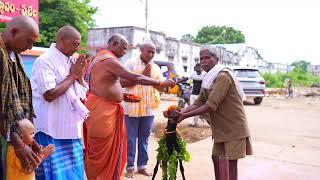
[91,0,319,64]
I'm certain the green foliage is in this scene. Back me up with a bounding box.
[262,72,287,88]
[156,135,191,180]
[38,0,97,47]
[195,25,245,44]
[291,60,311,72]
[0,23,5,32]
[262,67,320,88]
[181,34,195,42]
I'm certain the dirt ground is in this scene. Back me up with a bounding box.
[152,122,211,143]
[122,93,320,180]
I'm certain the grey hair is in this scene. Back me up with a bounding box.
[200,46,220,61]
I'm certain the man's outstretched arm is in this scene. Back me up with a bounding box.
[108,59,175,87]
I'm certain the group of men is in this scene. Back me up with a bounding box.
[0,15,252,180]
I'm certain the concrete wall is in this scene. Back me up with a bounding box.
[308,65,320,76]
[87,27,134,50]
[165,38,179,63]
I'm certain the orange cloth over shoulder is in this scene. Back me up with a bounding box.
[84,49,126,180]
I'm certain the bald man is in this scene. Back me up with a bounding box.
[31,25,89,180]
[122,42,164,178]
[0,16,40,179]
[84,35,175,179]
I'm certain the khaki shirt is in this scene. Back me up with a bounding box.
[194,71,250,143]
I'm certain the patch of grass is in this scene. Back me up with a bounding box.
[262,68,320,88]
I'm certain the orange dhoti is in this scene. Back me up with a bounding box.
[84,93,127,180]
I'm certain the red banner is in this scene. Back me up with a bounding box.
[0,0,39,23]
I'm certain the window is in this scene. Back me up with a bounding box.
[182,57,188,63]
[183,66,188,72]
[194,58,199,64]
[168,57,174,62]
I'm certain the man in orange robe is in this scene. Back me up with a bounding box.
[84,34,175,180]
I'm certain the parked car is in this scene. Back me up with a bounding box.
[232,67,265,105]
[177,81,192,109]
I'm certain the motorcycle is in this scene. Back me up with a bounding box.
[175,78,209,124]
[176,79,192,109]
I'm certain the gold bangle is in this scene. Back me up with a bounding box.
[14,144,26,152]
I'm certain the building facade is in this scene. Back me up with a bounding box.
[267,62,291,73]
[308,65,320,76]
[87,26,200,76]
[87,26,292,76]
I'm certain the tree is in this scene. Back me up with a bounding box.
[37,0,97,47]
[181,34,195,42]
[195,25,245,44]
[0,0,97,47]
[291,60,310,72]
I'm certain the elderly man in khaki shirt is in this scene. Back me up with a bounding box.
[177,47,252,180]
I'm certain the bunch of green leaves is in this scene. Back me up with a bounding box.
[156,135,191,180]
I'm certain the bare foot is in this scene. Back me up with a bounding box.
[125,169,135,178]
[137,169,152,176]
[40,144,55,159]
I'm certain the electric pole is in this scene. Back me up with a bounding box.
[143,0,150,41]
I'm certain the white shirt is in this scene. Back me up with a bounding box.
[31,44,88,139]
[189,71,206,81]
[189,71,206,95]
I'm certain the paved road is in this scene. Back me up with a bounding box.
[122,96,320,179]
